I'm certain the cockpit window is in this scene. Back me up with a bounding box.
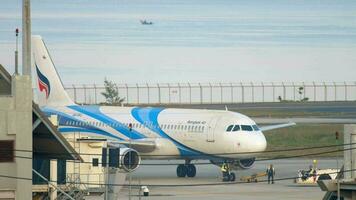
[232,125,240,131]
[241,125,253,131]
[252,125,259,131]
[226,125,234,132]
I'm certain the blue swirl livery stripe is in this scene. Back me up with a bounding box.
[42,107,124,140]
[42,107,86,126]
[68,105,146,139]
[131,107,203,157]
[35,63,51,98]
[59,127,123,140]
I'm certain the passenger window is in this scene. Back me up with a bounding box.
[233,125,240,131]
[252,125,259,131]
[241,125,253,131]
[226,125,233,132]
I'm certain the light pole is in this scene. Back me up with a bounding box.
[15,28,19,75]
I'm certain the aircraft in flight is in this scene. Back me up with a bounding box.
[32,35,295,180]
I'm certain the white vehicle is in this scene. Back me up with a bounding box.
[31,35,295,178]
[295,168,339,184]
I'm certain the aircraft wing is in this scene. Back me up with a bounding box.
[110,138,156,153]
[259,122,296,132]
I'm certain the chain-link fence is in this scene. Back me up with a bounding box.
[64,82,356,105]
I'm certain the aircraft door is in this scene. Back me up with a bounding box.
[207,117,220,142]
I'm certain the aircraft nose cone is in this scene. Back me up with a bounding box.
[255,132,267,152]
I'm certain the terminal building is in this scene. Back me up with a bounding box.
[0,63,126,199]
[0,64,82,199]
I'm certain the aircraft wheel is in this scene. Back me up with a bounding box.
[186,164,196,177]
[177,164,187,177]
[229,172,236,182]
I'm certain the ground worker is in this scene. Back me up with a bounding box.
[221,162,230,181]
[266,164,275,184]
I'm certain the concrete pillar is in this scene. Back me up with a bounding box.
[49,159,58,200]
[13,76,32,200]
[344,124,356,180]
[107,168,126,200]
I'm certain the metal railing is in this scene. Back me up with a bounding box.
[64,81,356,105]
[67,173,105,189]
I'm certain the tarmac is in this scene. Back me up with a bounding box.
[110,158,341,200]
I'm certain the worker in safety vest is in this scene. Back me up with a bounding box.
[266,164,275,184]
[221,162,230,178]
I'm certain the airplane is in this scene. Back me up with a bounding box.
[140,19,153,25]
[31,35,295,180]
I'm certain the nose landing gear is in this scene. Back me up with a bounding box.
[176,162,196,178]
[223,171,236,182]
[221,162,236,182]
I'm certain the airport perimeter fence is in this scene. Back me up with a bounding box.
[64,81,356,105]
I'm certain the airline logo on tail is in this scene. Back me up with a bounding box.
[35,63,51,99]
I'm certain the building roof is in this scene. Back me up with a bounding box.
[0,64,11,95]
[0,64,81,161]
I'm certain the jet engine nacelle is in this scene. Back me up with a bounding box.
[232,158,256,170]
[119,148,141,172]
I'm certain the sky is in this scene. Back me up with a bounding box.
[0,0,355,85]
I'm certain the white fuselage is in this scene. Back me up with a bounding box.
[42,105,267,161]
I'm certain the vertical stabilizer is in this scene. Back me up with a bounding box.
[32,35,74,107]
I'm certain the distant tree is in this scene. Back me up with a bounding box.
[278,95,282,102]
[301,97,309,102]
[101,78,125,105]
[298,87,304,101]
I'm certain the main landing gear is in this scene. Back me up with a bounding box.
[176,161,196,178]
